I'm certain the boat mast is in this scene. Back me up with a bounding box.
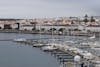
[39,22,41,44]
[51,22,55,43]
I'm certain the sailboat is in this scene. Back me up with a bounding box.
[41,24,59,51]
[33,23,45,47]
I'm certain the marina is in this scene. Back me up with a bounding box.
[0,32,100,67]
[15,35,100,67]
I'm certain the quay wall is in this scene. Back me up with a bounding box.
[0,29,98,37]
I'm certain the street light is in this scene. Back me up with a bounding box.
[74,55,81,67]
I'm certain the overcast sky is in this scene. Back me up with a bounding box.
[0,0,99,18]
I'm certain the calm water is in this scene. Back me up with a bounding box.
[0,33,59,67]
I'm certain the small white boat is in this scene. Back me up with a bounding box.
[41,43,59,51]
[91,42,100,50]
[42,45,57,51]
[63,46,70,51]
[33,43,45,47]
[93,61,100,67]
[83,52,94,60]
[89,35,95,39]
[65,41,75,44]
[68,47,77,51]
[78,42,91,48]
[13,38,27,42]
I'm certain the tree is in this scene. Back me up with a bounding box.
[58,28,65,32]
[87,30,91,32]
[41,28,45,32]
[83,14,89,23]
[74,28,79,31]
[24,29,27,31]
[32,27,36,31]
[71,20,74,24]
[49,28,56,31]
[90,16,95,22]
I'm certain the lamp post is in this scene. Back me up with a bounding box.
[74,55,81,67]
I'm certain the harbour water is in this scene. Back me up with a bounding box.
[0,33,59,67]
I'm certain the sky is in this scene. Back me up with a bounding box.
[0,0,99,18]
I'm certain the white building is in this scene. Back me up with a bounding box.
[86,25,100,32]
[0,20,18,29]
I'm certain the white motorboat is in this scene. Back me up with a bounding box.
[65,41,75,44]
[68,47,77,51]
[93,61,100,67]
[33,43,45,47]
[89,35,95,39]
[13,38,27,42]
[42,46,57,51]
[83,52,94,60]
[41,43,59,51]
[63,45,70,51]
[91,42,100,50]
[77,42,91,48]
